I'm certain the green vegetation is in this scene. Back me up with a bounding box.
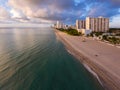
[109,28,120,31]
[102,35,108,40]
[108,37,120,44]
[67,28,81,36]
[102,35,120,44]
[90,31,103,37]
[116,34,120,36]
[57,28,120,45]
[89,31,120,45]
[57,28,81,36]
[109,28,120,35]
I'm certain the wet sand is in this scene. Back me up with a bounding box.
[55,29,120,90]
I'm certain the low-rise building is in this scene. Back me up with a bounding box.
[81,29,92,36]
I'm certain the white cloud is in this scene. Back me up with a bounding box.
[8,0,75,23]
[10,9,21,18]
[0,6,10,19]
[0,6,30,23]
[1,0,119,27]
[10,8,30,22]
[110,14,120,28]
[8,0,51,23]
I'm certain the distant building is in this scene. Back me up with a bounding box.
[56,21,61,28]
[56,21,65,29]
[86,17,109,32]
[69,25,76,29]
[64,25,69,29]
[76,20,86,30]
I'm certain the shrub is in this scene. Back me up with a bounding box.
[102,35,108,41]
[57,28,80,36]
[67,29,80,36]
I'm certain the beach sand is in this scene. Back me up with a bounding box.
[55,29,120,90]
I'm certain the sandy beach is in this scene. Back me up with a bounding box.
[55,29,120,90]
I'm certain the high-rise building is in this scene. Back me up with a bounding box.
[56,21,60,28]
[76,20,86,30]
[86,17,109,32]
[56,21,64,29]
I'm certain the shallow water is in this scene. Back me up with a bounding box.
[0,27,104,90]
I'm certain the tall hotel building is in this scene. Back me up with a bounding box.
[56,21,60,28]
[86,17,109,32]
[76,20,86,30]
[56,21,63,28]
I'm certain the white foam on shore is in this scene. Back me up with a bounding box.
[83,63,103,86]
[66,48,103,87]
[66,49,76,56]
[58,31,104,87]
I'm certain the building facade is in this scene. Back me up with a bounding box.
[76,20,86,30]
[56,21,65,29]
[56,21,61,28]
[86,17,109,32]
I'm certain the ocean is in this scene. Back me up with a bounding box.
[0,27,104,90]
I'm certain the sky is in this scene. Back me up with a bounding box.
[0,0,120,27]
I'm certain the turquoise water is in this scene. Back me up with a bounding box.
[0,27,104,90]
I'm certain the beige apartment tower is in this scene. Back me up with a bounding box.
[86,17,109,32]
[56,21,64,29]
[76,20,86,30]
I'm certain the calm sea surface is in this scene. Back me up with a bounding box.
[0,27,103,90]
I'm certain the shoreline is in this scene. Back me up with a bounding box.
[83,63,103,86]
[66,45,102,85]
[55,29,120,90]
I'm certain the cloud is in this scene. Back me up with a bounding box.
[7,0,86,24]
[0,6,10,19]
[110,14,120,28]
[86,3,119,17]
[0,6,29,23]
[0,0,118,27]
[8,0,120,22]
